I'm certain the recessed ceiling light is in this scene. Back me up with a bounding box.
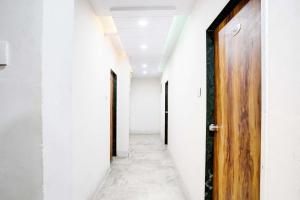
[143,70,148,75]
[140,44,148,50]
[138,19,148,27]
[142,64,148,68]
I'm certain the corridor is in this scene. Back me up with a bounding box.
[1,0,300,199]
[95,135,186,200]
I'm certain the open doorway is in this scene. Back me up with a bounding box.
[110,70,117,161]
[165,81,169,145]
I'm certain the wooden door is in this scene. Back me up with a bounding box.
[165,81,169,145]
[110,71,117,161]
[213,0,261,199]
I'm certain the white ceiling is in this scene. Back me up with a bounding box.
[90,0,195,77]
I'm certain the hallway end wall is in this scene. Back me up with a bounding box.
[130,78,161,135]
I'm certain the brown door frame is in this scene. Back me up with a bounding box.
[110,70,117,161]
[205,0,262,199]
[165,81,169,145]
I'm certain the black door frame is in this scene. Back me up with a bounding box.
[110,70,117,159]
[165,81,169,145]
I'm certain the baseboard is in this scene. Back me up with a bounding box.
[117,150,129,157]
[89,167,111,200]
[167,149,192,200]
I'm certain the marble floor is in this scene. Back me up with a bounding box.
[94,134,187,200]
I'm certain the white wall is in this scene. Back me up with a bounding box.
[0,0,43,199]
[261,0,300,199]
[161,0,229,199]
[162,0,300,200]
[72,0,131,199]
[130,78,161,134]
[42,0,74,199]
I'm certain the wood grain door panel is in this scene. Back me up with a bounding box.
[213,0,261,199]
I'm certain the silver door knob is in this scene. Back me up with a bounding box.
[209,124,222,132]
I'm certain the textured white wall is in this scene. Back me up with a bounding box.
[72,0,131,199]
[261,0,300,199]
[42,0,74,199]
[0,0,43,199]
[130,78,161,134]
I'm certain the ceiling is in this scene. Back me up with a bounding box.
[90,0,195,77]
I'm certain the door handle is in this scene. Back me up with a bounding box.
[209,124,222,132]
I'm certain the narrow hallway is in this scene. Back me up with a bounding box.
[95,135,186,200]
[1,0,300,199]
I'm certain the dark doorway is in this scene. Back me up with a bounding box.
[110,70,117,161]
[206,0,261,199]
[165,81,169,145]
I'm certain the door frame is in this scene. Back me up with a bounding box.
[204,0,262,199]
[110,70,117,161]
[165,81,169,145]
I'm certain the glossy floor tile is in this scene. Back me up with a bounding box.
[94,134,187,200]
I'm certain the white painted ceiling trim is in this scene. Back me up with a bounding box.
[90,0,195,77]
